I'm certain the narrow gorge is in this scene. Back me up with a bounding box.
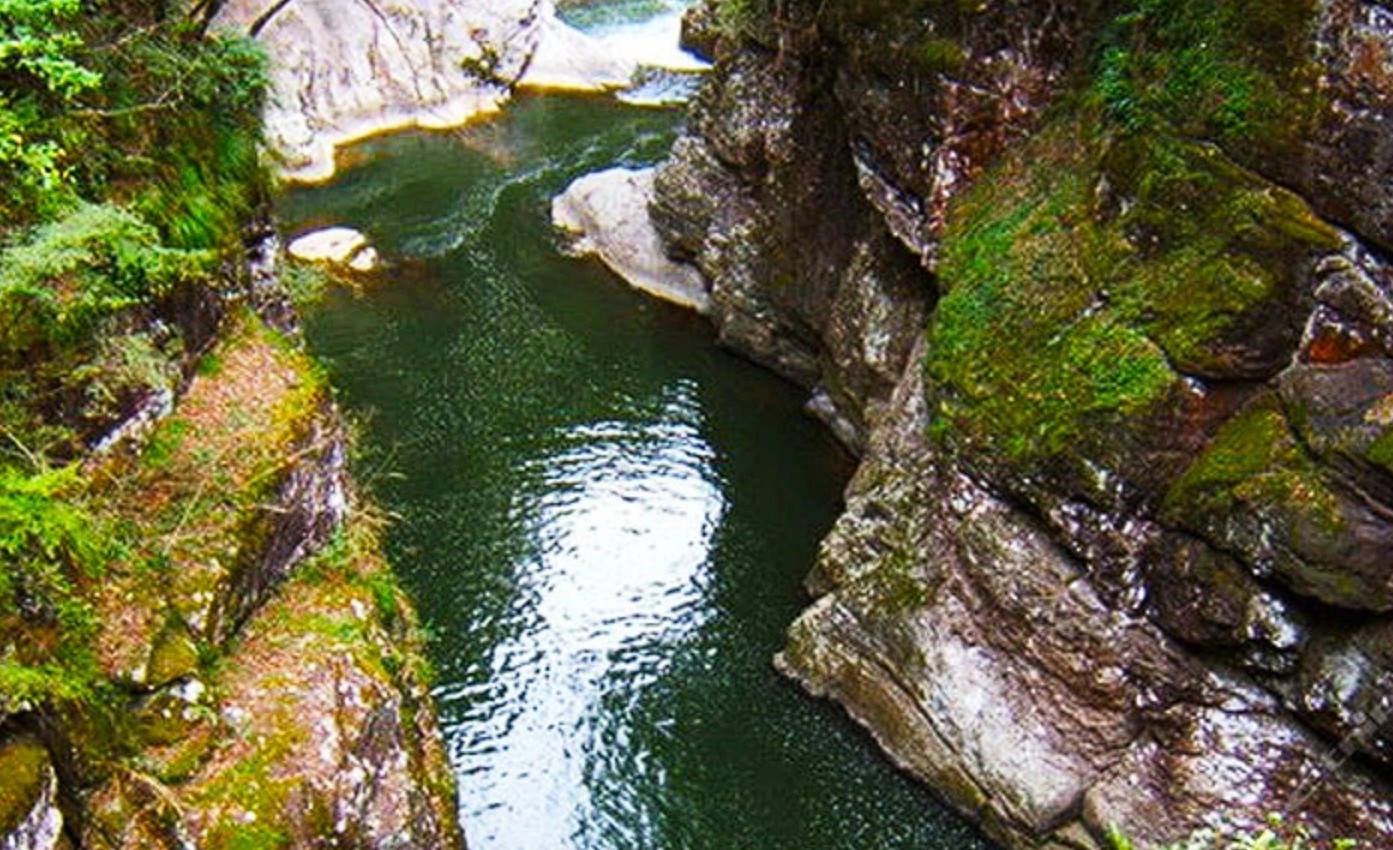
[2,1,1391,849]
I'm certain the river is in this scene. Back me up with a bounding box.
[280,3,995,848]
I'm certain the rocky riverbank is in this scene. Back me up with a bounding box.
[0,231,465,849]
[581,0,1393,846]
[213,0,639,182]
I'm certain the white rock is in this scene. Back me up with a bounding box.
[347,246,380,273]
[517,13,638,93]
[552,167,710,314]
[287,227,372,269]
[213,0,639,183]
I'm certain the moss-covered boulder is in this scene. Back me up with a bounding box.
[1165,390,1393,612]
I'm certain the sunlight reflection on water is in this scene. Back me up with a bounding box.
[446,382,724,846]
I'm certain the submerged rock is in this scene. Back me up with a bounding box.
[553,167,712,314]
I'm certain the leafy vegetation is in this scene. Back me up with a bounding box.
[0,461,105,709]
[0,0,271,792]
[0,2,268,464]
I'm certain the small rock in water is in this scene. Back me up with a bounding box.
[348,246,380,273]
[287,227,379,271]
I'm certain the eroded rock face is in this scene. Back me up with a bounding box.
[651,35,932,452]
[653,0,1393,845]
[779,339,1393,849]
[1,269,464,850]
[214,0,631,182]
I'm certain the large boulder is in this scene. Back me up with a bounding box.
[213,0,633,182]
[552,167,711,314]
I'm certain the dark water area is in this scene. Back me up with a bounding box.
[281,84,993,850]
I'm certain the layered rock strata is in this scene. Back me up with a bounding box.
[646,1,1393,846]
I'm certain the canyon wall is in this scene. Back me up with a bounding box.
[652,1,1393,846]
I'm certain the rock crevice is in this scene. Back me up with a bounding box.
[640,0,1393,846]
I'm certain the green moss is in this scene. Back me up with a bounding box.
[1368,429,1393,475]
[914,36,967,76]
[925,123,1176,464]
[1164,399,1344,538]
[226,824,290,850]
[1090,0,1323,158]
[147,619,201,687]
[925,114,1337,469]
[0,738,49,835]
[190,729,299,850]
[1167,404,1292,507]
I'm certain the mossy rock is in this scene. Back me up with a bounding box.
[1164,394,1393,611]
[1090,0,1324,164]
[146,619,201,690]
[0,736,52,837]
[924,114,1340,507]
[134,678,214,749]
[1278,358,1393,490]
[1103,135,1340,379]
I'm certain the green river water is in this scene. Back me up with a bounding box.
[281,14,996,848]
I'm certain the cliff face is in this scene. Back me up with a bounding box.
[214,0,636,182]
[0,243,464,850]
[654,1,1393,846]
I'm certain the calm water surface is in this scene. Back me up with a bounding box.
[281,8,996,848]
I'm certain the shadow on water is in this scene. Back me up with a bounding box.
[282,90,996,850]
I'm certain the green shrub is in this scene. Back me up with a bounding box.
[0,203,215,361]
[0,0,103,217]
[0,461,104,709]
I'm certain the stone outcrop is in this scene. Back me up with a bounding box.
[0,250,464,850]
[0,739,62,850]
[214,0,635,182]
[288,226,380,271]
[643,0,1393,846]
[553,167,712,314]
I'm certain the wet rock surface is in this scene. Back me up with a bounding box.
[651,0,1393,845]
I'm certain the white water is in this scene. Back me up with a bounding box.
[590,9,710,73]
[562,0,710,105]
